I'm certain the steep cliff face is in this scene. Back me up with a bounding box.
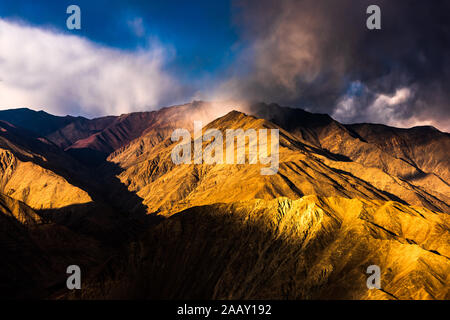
[69,196,449,300]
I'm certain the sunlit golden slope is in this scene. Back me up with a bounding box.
[0,192,41,225]
[316,122,450,203]
[0,121,92,209]
[249,103,450,205]
[70,195,449,300]
[109,111,449,214]
[348,123,450,183]
[0,104,448,300]
[106,101,241,167]
[0,148,91,209]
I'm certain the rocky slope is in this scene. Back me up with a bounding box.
[67,196,450,300]
[249,103,450,204]
[110,111,449,214]
[64,101,235,165]
[0,192,108,299]
[347,123,450,184]
[0,192,41,225]
[0,148,92,209]
[0,103,448,300]
[46,116,116,149]
[0,121,92,209]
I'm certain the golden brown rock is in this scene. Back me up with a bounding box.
[72,196,449,300]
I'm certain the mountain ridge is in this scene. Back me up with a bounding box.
[0,101,448,300]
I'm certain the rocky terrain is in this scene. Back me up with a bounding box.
[69,196,449,300]
[0,101,448,300]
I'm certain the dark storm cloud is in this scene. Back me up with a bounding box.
[218,0,450,131]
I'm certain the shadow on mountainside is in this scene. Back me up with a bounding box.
[328,167,409,205]
[57,203,418,300]
[0,121,151,219]
[34,155,167,249]
[0,139,166,298]
[1,139,151,220]
[61,199,449,300]
[0,199,165,299]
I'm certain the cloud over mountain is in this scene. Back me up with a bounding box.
[0,18,183,118]
[217,0,450,132]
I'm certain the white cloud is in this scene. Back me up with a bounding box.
[333,86,416,127]
[367,88,412,124]
[333,96,358,122]
[370,88,412,110]
[0,19,181,117]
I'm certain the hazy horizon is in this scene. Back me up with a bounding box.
[2,101,449,133]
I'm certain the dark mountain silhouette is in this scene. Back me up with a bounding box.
[0,108,81,136]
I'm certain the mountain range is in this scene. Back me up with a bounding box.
[0,101,448,299]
